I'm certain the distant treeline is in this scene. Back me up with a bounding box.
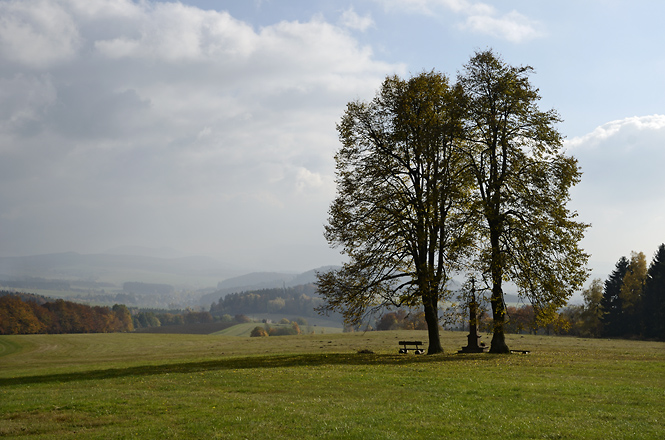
[371,245,665,340]
[0,278,71,291]
[459,243,665,340]
[209,284,326,318]
[538,243,665,340]
[0,292,133,335]
[133,309,217,329]
[474,304,578,336]
[374,309,428,331]
[594,244,665,339]
[123,282,175,296]
[133,312,252,334]
[0,291,248,335]
[0,277,114,291]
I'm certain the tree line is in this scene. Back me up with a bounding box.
[131,309,217,329]
[587,244,665,339]
[0,292,133,334]
[0,292,246,335]
[374,309,428,331]
[451,243,665,340]
[209,284,330,319]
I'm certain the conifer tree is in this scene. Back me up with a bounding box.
[600,256,629,337]
[642,244,665,339]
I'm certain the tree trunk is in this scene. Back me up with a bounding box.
[423,291,443,354]
[489,283,510,353]
[489,219,510,354]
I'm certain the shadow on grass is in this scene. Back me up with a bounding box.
[0,352,496,387]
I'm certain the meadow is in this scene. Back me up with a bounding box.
[1,330,663,439]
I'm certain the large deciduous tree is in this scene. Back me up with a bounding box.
[581,278,604,337]
[316,72,472,354]
[457,50,589,353]
[619,251,647,335]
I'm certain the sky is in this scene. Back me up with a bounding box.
[1,0,664,284]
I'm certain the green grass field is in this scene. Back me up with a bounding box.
[1,331,663,439]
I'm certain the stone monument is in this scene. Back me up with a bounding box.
[459,278,488,353]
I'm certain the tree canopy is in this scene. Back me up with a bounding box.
[316,71,472,354]
[457,50,589,352]
[0,294,134,335]
[317,50,589,353]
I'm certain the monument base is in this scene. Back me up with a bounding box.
[458,345,488,353]
[458,334,489,353]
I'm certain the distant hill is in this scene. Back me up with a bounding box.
[103,246,187,259]
[216,272,296,290]
[215,265,339,290]
[0,290,53,305]
[0,252,241,287]
[199,266,340,306]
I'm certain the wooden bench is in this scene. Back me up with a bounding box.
[398,341,425,354]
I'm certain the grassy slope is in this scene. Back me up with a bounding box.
[212,323,344,336]
[0,331,664,439]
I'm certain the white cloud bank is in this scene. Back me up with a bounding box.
[0,0,82,68]
[373,0,544,42]
[566,115,665,281]
[0,0,404,270]
[567,115,665,150]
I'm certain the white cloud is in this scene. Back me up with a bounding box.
[94,37,141,58]
[94,3,258,61]
[0,74,57,136]
[63,0,140,20]
[0,0,400,269]
[566,115,665,280]
[567,115,665,203]
[296,166,330,193]
[0,0,81,68]
[340,7,374,31]
[375,0,466,15]
[461,10,544,43]
[567,115,665,150]
[373,0,543,42]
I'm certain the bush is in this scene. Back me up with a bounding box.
[235,314,251,323]
[220,314,234,323]
[267,322,301,336]
[250,326,269,337]
[184,311,213,324]
[375,309,426,331]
